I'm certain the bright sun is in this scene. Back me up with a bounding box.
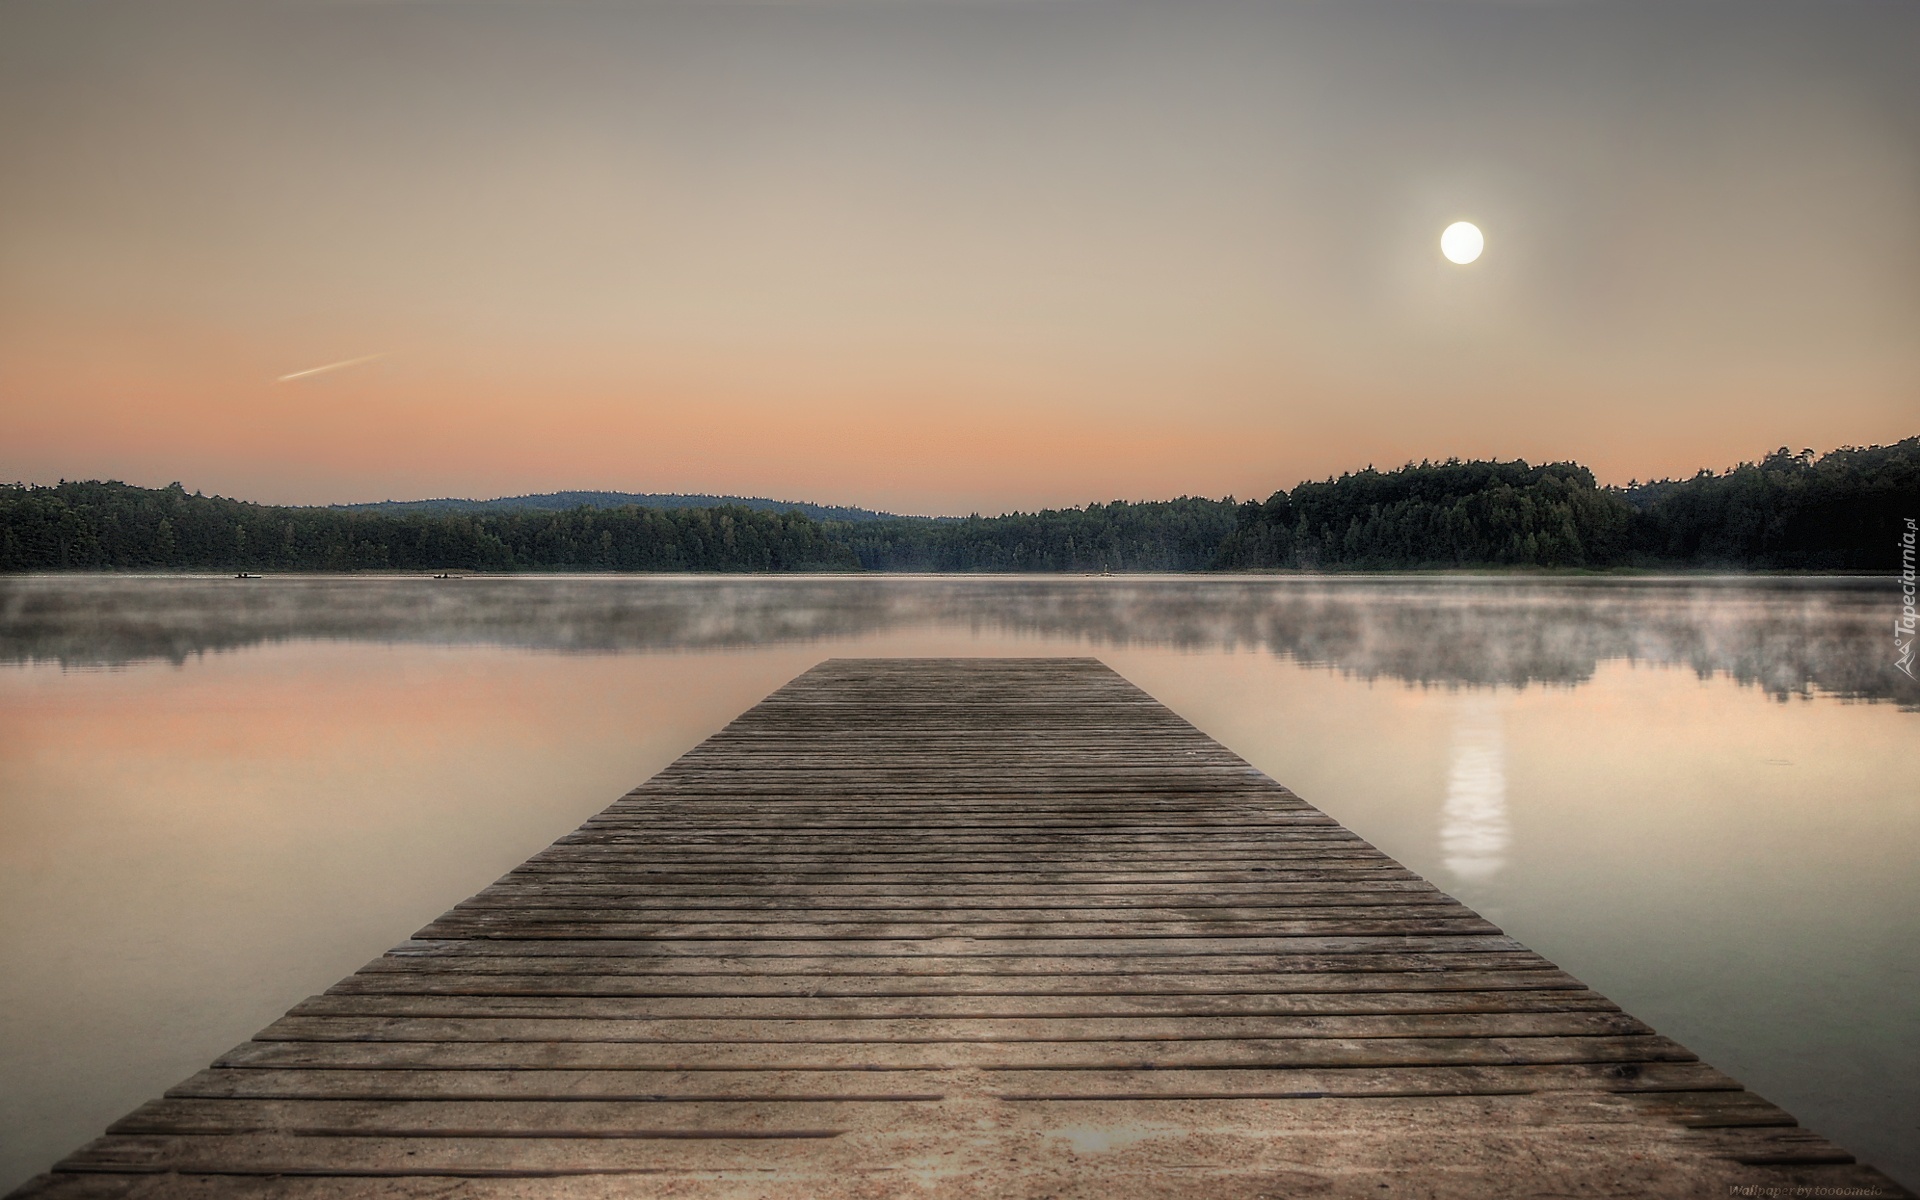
[1441,221,1484,265]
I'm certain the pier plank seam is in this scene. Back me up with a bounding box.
[10,657,1908,1199]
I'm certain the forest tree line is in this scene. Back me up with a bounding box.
[3,439,1914,573]
[0,482,858,573]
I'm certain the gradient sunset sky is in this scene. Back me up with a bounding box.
[2,0,1915,515]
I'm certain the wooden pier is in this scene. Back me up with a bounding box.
[14,658,1906,1198]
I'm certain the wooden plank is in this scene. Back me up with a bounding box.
[163,1061,1739,1102]
[36,1095,1884,1180]
[461,882,1443,900]
[348,950,1563,975]
[53,1134,845,1175]
[412,917,1504,940]
[327,968,1582,999]
[101,1087,1805,1139]
[499,871,1419,886]
[291,988,1622,1020]
[107,1098,909,1137]
[448,894,1466,913]
[251,1010,1656,1044]
[18,658,1903,1200]
[378,935,1529,958]
[213,1033,1701,1070]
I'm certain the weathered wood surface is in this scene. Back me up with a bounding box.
[13,658,1908,1199]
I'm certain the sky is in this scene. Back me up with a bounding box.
[1,0,1915,516]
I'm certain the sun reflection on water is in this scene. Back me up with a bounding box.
[1441,698,1510,883]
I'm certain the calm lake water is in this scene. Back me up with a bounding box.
[1,574,1915,1191]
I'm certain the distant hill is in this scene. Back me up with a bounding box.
[330,491,942,524]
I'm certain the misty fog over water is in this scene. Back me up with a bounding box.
[2,574,1911,707]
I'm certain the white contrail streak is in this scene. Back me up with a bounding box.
[277,353,387,382]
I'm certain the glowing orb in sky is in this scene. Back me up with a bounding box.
[1440,221,1484,265]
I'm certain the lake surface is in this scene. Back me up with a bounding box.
[1,574,1915,1191]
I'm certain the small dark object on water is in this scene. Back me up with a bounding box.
[233,573,260,579]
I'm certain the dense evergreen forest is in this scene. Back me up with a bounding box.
[1216,460,1626,570]
[1218,439,1917,570]
[1620,442,1917,569]
[834,498,1239,572]
[3,439,1913,573]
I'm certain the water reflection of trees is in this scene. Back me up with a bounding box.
[1,575,1911,708]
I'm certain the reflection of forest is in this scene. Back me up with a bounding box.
[3,575,1912,707]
